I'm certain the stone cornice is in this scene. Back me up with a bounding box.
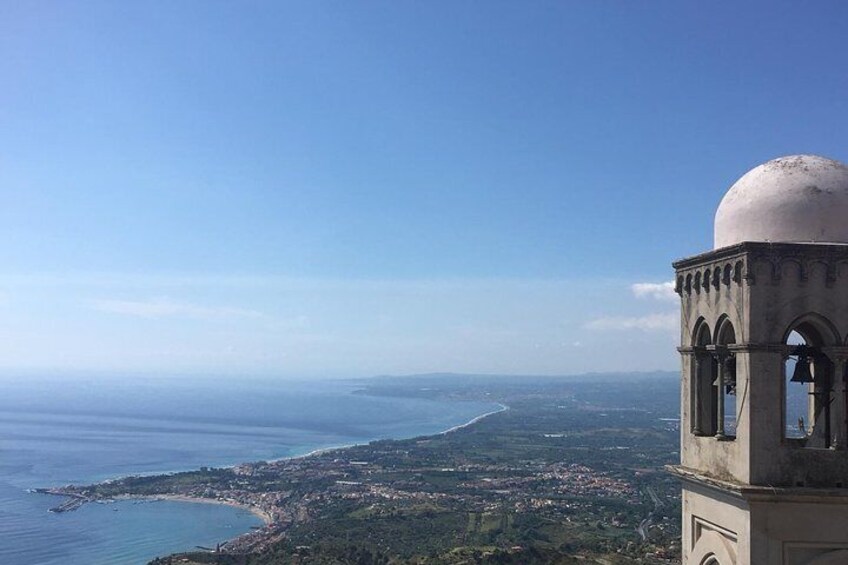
[674,241,848,293]
[679,344,799,355]
[673,241,848,271]
[667,465,848,503]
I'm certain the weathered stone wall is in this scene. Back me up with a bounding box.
[675,242,848,488]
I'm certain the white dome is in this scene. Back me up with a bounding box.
[714,155,848,249]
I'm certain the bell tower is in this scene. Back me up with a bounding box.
[670,155,848,565]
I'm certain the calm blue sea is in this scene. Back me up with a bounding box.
[0,376,495,565]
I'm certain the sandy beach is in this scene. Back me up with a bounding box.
[438,403,508,435]
[113,494,273,525]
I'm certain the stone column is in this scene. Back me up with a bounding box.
[831,356,847,450]
[692,354,704,435]
[714,350,727,439]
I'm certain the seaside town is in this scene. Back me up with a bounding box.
[43,375,682,564]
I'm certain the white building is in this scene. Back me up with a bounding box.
[670,155,848,565]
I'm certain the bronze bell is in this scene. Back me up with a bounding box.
[790,350,815,384]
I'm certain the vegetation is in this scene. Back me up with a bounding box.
[55,373,682,564]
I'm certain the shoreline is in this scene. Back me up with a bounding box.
[117,494,274,525]
[438,403,508,435]
[63,399,506,485]
[39,399,510,554]
[148,402,510,529]
[274,402,509,463]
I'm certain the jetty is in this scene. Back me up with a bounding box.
[34,488,92,513]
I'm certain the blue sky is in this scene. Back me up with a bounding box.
[1,2,847,377]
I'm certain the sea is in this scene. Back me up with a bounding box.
[0,375,496,565]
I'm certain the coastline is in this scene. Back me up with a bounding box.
[159,402,509,525]
[39,398,510,557]
[74,399,506,483]
[438,402,508,435]
[39,396,509,502]
[157,401,510,528]
[275,402,508,463]
[115,494,273,525]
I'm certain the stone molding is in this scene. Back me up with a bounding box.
[668,465,848,503]
[675,242,848,295]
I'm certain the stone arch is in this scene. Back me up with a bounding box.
[777,258,805,284]
[782,313,841,347]
[714,315,738,438]
[694,271,702,294]
[703,268,712,292]
[692,318,717,435]
[722,264,732,286]
[715,315,736,346]
[752,257,775,284]
[733,261,744,284]
[783,313,840,447]
[690,530,736,565]
[686,273,693,294]
[693,318,712,347]
[808,260,830,285]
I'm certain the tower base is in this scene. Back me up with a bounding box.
[672,466,848,565]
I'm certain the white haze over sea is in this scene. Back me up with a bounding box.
[0,375,496,564]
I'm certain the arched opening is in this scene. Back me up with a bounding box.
[690,530,737,565]
[715,317,737,439]
[785,330,808,440]
[783,318,837,448]
[722,264,732,286]
[692,320,717,436]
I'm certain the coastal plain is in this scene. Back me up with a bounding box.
[46,373,682,564]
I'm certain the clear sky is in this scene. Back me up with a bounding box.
[2,1,847,378]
